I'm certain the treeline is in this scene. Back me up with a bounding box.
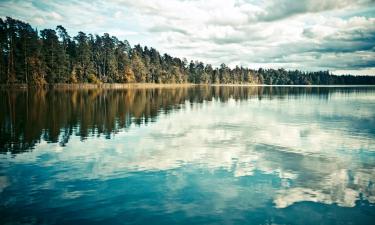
[1,17,375,85]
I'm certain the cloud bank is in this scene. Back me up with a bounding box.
[0,0,374,74]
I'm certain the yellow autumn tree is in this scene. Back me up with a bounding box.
[124,67,135,83]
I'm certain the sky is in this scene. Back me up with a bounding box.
[0,0,375,75]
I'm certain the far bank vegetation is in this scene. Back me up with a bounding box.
[1,17,375,86]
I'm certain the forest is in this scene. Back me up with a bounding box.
[1,16,375,86]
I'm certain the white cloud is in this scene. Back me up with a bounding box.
[47,11,62,20]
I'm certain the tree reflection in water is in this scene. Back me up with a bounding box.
[1,86,374,153]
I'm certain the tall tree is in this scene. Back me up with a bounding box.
[131,51,146,82]
[56,25,70,82]
[40,29,63,83]
[74,31,93,82]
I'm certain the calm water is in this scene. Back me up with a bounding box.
[1,86,375,225]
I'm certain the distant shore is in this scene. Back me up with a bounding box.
[1,83,375,90]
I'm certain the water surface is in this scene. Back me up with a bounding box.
[1,86,375,224]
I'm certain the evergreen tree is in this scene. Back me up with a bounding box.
[40,29,62,83]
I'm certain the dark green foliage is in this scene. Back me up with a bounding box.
[0,17,375,85]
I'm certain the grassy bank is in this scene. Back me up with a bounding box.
[0,83,197,90]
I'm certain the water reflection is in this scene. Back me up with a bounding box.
[1,86,374,153]
[0,86,375,224]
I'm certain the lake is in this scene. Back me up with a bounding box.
[1,86,375,225]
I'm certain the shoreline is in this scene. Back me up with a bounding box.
[0,83,196,90]
[1,83,375,90]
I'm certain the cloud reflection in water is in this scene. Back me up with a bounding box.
[1,87,374,213]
